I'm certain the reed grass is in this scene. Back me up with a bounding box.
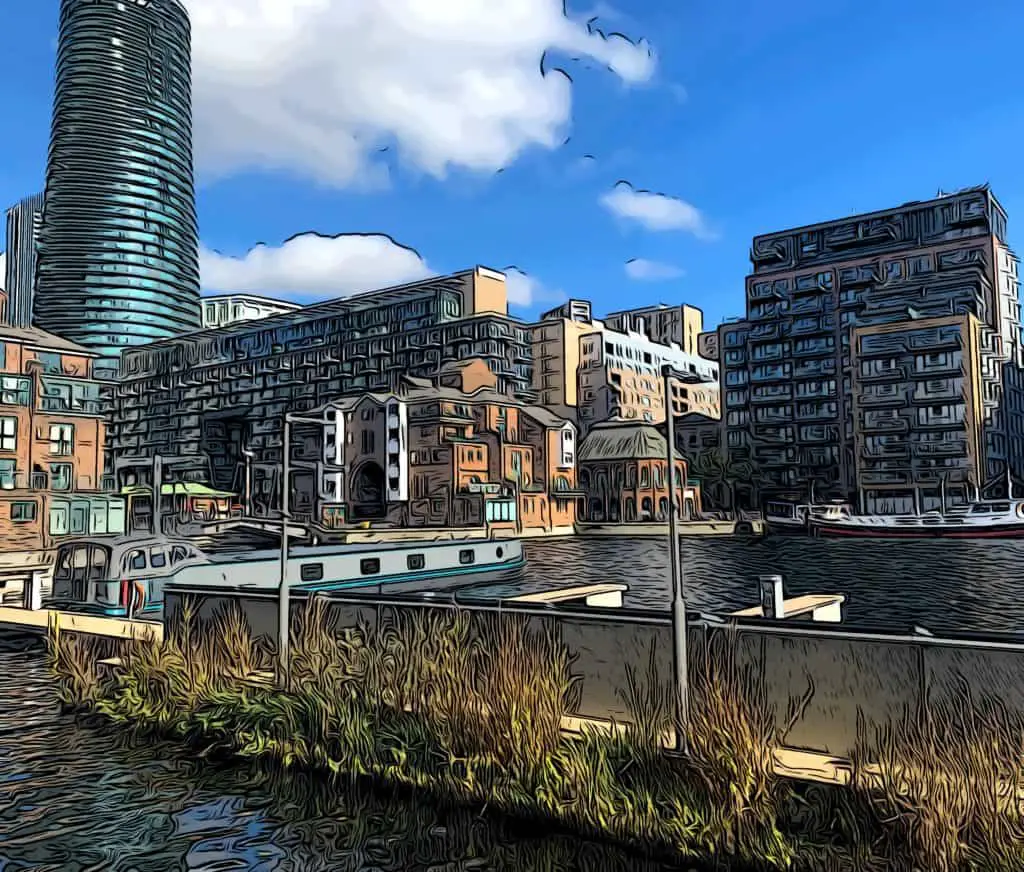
[47,599,1024,871]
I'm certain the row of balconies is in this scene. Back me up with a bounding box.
[0,470,116,491]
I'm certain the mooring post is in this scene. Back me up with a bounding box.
[759,574,785,619]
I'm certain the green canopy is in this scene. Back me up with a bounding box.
[121,482,236,498]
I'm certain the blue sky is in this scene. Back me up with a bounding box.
[2,0,1023,332]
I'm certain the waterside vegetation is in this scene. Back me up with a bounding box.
[49,601,1024,871]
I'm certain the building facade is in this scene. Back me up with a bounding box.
[2,193,44,329]
[577,420,695,522]
[530,300,596,409]
[34,0,201,376]
[531,300,719,431]
[0,327,114,553]
[201,294,301,329]
[577,323,719,429]
[701,186,1023,510]
[108,268,533,508]
[603,303,704,355]
[290,359,579,534]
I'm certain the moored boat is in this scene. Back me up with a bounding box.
[807,500,1024,539]
[763,501,852,536]
[166,537,525,603]
[46,536,525,617]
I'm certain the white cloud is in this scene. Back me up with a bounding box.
[624,257,684,281]
[600,182,713,239]
[503,266,557,307]
[185,0,655,187]
[199,232,431,299]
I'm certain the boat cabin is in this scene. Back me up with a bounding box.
[48,535,207,617]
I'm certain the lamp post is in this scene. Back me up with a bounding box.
[277,407,345,691]
[662,363,690,754]
[241,447,254,518]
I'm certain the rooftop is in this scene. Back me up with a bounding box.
[0,325,95,356]
[578,420,668,463]
[129,266,513,353]
[751,184,999,244]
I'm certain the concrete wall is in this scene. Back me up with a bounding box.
[163,590,1024,758]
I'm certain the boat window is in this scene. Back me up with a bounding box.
[407,554,425,571]
[971,504,992,513]
[90,547,110,581]
[170,545,189,565]
[496,547,504,559]
[360,558,381,575]
[300,563,324,582]
[55,547,73,580]
[150,549,167,569]
[459,549,475,565]
[990,503,1011,513]
[124,550,146,573]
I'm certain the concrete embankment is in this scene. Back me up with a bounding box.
[576,520,764,536]
[161,588,1024,762]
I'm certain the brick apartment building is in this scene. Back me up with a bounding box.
[0,326,119,554]
[700,186,1024,512]
[291,359,580,534]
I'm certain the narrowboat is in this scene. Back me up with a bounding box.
[48,536,526,617]
[46,536,208,617]
[166,538,526,600]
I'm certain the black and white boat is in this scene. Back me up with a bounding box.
[807,501,1024,539]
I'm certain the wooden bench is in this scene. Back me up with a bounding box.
[509,583,627,608]
[731,594,845,622]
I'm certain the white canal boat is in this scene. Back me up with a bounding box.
[47,537,525,617]
[807,500,1024,539]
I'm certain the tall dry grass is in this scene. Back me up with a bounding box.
[849,684,1024,872]
[49,598,797,869]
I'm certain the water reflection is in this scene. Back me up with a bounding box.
[0,651,685,872]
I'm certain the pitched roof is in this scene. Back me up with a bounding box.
[0,325,95,355]
[578,420,668,462]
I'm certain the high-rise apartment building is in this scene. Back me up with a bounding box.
[604,303,704,355]
[701,186,1023,512]
[34,0,201,377]
[3,193,45,329]
[108,268,533,504]
[201,294,301,329]
[532,300,719,430]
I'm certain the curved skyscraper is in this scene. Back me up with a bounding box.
[35,0,201,376]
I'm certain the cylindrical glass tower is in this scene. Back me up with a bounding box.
[34,0,201,376]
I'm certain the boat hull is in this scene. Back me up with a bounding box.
[810,522,1024,539]
[764,521,811,537]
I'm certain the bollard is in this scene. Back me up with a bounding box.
[759,574,785,619]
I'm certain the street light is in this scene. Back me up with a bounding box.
[661,363,698,754]
[277,407,344,691]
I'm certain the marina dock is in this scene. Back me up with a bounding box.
[0,606,163,642]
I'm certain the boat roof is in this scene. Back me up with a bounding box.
[56,535,197,551]
[206,537,513,564]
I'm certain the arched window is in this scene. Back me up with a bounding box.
[640,465,651,487]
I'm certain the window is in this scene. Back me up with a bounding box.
[126,550,146,571]
[300,563,324,582]
[0,459,14,487]
[150,549,167,569]
[0,417,16,452]
[50,463,73,491]
[407,553,425,571]
[459,549,475,565]
[0,377,30,405]
[10,501,36,523]
[36,352,62,374]
[361,430,375,454]
[0,343,5,368]
[170,546,190,565]
[360,557,380,575]
[49,424,74,456]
